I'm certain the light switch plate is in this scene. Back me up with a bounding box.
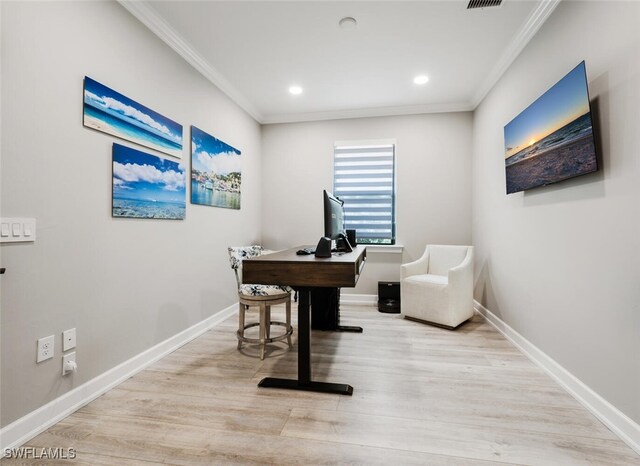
[0,218,36,243]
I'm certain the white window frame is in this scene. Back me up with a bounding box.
[333,139,397,245]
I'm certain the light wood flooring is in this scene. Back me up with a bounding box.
[12,305,640,465]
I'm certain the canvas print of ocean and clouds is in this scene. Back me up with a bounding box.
[191,126,241,210]
[84,77,183,158]
[112,143,186,220]
[504,61,597,194]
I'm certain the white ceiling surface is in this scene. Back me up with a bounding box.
[122,1,559,124]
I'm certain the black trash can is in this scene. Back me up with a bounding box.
[378,281,400,313]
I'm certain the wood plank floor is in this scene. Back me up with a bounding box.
[13,305,640,465]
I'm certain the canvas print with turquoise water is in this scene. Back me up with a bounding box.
[84,77,183,158]
[190,126,241,210]
[112,143,186,220]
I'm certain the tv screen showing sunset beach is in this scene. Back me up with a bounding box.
[504,62,597,194]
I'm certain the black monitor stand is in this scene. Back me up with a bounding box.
[335,233,353,253]
[311,287,363,333]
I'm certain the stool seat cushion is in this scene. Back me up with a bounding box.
[239,284,289,297]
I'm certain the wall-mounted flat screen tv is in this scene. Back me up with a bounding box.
[504,61,597,194]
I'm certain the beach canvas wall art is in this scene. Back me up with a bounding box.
[504,61,597,194]
[190,126,241,209]
[84,77,183,158]
[112,143,186,220]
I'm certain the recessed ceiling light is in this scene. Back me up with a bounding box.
[413,75,429,85]
[339,17,357,29]
[289,85,303,95]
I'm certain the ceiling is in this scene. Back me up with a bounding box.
[120,1,560,124]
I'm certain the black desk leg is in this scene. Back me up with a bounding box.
[258,287,353,396]
[337,288,362,332]
[298,288,312,383]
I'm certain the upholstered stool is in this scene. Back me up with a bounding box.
[228,246,293,359]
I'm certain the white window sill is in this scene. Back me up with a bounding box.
[363,244,404,254]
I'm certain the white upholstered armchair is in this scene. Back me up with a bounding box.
[400,244,474,329]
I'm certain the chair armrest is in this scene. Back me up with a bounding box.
[401,247,430,280]
[448,247,474,287]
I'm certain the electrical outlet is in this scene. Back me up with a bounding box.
[62,328,76,351]
[62,352,77,376]
[37,335,54,363]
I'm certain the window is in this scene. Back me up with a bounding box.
[333,141,396,245]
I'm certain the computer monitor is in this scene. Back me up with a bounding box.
[323,190,352,252]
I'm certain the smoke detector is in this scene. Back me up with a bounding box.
[339,17,357,29]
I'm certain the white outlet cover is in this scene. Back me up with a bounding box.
[62,352,76,376]
[37,335,54,363]
[63,328,76,351]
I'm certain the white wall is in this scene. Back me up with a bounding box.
[0,1,261,427]
[472,1,640,423]
[261,113,473,294]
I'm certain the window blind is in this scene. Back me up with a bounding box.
[333,144,395,244]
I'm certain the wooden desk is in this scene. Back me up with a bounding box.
[242,245,367,395]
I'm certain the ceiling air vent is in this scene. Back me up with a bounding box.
[467,0,503,9]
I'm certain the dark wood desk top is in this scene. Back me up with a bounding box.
[242,245,367,288]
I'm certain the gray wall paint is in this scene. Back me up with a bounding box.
[6,0,636,436]
[472,1,640,422]
[261,113,473,295]
[0,1,261,427]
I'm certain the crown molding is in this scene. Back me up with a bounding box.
[261,101,474,125]
[117,0,264,123]
[471,0,562,108]
[119,0,558,125]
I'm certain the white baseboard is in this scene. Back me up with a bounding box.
[0,304,237,452]
[474,300,640,455]
[340,293,378,306]
[9,299,635,456]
